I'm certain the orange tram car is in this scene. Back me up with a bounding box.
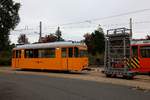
[12,42,88,71]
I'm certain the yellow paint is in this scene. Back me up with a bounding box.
[12,47,88,71]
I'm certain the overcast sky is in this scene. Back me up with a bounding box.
[10,0,150,43]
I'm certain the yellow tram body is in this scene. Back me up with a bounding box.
[12,42,88,71]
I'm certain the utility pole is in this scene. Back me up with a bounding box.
[39,21,42,42]
[129,18,132,38]
[129,18,132,59]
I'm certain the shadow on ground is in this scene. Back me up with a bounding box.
[16,69,89,75]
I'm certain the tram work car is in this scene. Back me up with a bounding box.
[12,42,88,71]
[104,28,150,79]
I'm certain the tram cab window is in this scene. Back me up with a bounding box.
[132,46,138,57]
[68,48,73,57]
[16,50,21,58]
[74,47,79,57]
[140,46,150,58]
[61,48,67,58]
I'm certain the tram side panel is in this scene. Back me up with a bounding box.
[139,58,150,73]
[12,47,88,71]
[138,45,150,73]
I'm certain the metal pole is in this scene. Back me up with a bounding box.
[39,21,42,42]
[104,36,107,69]
[129,18,132,67]
[40,21,42,39]
[130,18,132,38]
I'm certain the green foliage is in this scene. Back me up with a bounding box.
[84,25,105,65]
[92,30,105,54]
[0,0,20,65]
[0,43,15,65]
[84,25,105,55]
[41,34,58,43]
[0,51,11,65]
[18,34,29,44]
[0,0,20,49]
[88,53,104,65]
[55,27,64,41]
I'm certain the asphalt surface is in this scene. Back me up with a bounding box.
[0,72,150,100]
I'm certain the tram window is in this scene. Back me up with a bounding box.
[38,49,44,58]
[49,48,55,58]
[80,50,88,57]
[140,46,150,58]
[16,50,21,58]
[68,48,73,57]
[38,48,55,58]
[43,49,50,58]
[33,49,38,58]
[25,49,33,58]
[132,46,138,57]
[74,47,79,57]
[61,48,67,58]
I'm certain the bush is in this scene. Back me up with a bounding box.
[0,57,11,66]
[0,49,12,66]
[88,53,104,66]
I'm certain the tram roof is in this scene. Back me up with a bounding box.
[131,40,150,45]
[13,42,86,50]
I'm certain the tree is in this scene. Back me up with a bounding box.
[18,34,29,44]
[84,33,94,54]
[0,0,20,65]
[84,25,105,55]
[55,26,64,41]
[83,25,105,65]
[0,0,20,49]
[146,35,150,40]
[41,34,57,43]
[92,25,105,54]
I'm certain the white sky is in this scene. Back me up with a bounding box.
[10,0,150,43]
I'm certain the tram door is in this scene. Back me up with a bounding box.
[61,48,68,70]
[131,46,138,57]
[61,47,79,71]
[131,46,141,69]
[15,50,21,68]
[67,47,74,70]
[67,47,80,71]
